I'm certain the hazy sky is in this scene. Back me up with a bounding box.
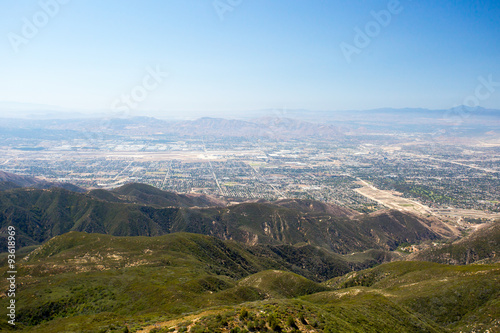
[1,0,499,117]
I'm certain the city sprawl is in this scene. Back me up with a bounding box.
[1,114,499,224]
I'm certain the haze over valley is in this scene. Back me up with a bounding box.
[1,1,500,332]
[1,107,499,331]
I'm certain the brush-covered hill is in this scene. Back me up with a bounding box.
[91,182,227,207]
[411,221,500,265]
[0,170,84,192]
[0,232,343,331]
[0,185,451,255]
[147,262,499,333]
[321,261,500,332]
[273,198,358,217]
[2,231,363,282]
[0,181,19,191]
[172,202,448,253]
[0,187,180,251]
[3,231,497,332]
[238,270,328,298]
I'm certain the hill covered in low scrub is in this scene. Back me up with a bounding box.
[0,184,453,254]
[0,232,497,332]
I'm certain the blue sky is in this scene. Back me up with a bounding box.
[0,0,499,117]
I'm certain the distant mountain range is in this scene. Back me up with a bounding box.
[168,117,344,138]
[2,106,499,140]
[1,101,499,121]
[0,116,346,139]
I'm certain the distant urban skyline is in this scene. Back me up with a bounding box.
[1,0,499,117]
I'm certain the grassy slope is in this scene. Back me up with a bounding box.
[0,232,349,331]
[156,262,499,333]
[324,261,500,332]
[0,232,272,331]
[413,221,500,264]
[0,232,498,333]
[0,186,445,256]
[238,270,328,298]
[107,183,227,208]
[0,187,180,250]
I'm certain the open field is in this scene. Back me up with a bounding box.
[354,179,433,215]
[355,179,500,222]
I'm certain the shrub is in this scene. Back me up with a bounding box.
[190,324,206,333]
[239,308,249,320]
[247,322,256,331]
[286,316,298,329]
[270,323,282,332]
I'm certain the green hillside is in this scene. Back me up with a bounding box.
[0,181,21,191]
[323,261,500,332]
[0,187,180,251]
[0,232,498,333]
[412,221,500,264]
[238,270,328,298]
[0,232,329,331]
[106,183,227,208]
[0,185,450,255]
[1,183,494,332]
[144,262,499,333]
